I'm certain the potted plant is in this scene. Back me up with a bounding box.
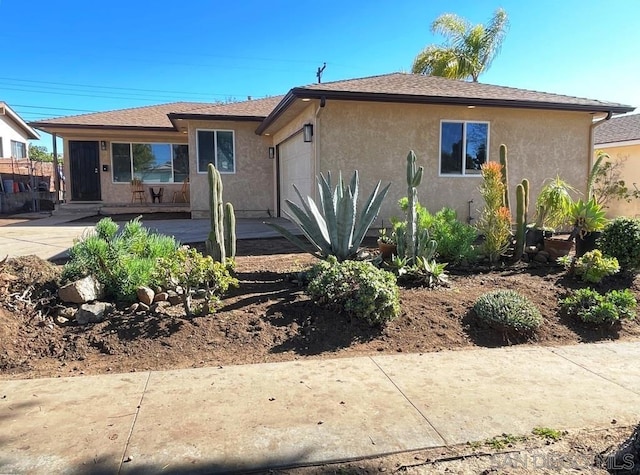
[569,197,608,257]
[532,176,576,247]
[377,228,397,259]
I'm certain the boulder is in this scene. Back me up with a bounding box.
[76,302,113,325]
[137,286,155,306]
[59,276,104,304]
[154,292,169,302]
[167,290,183,306]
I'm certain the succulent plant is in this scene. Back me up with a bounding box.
[267,170,390,261]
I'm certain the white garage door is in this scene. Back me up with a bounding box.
[278,134,313,217]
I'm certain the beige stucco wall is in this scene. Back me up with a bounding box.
[185,120,273,219]
[59,130,188,204]
[596,143,640,218]
[312,101,592,226]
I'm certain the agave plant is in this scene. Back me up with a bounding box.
[267,171,390,261]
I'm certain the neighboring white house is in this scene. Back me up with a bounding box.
[0,102,40,159]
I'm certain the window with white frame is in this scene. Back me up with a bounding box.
[111,142,189,183]
[10,140,26,159]
[197,130,235,173]
[440,121,489,176]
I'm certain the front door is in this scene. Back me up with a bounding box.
[69,141,101,201]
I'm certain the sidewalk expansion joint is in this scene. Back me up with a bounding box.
[118,371,151,474]
[368,356,449,446]
[547,347,640,397]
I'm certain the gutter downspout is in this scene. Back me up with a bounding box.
[588,111,612,196]
[313,96,326,202]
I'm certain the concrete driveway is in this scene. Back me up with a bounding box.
[0,213,299,261]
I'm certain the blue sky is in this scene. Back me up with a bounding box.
[1,0,638,150]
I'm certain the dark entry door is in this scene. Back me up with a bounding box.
[69,141,101,201]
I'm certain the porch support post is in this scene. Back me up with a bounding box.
[52,133,61,205]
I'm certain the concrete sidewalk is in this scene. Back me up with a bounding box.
[0,215,299,261]
[1,341,639,474]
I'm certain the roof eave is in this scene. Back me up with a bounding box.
[1,103,40,139]
[255,91,297,135]
[30,123,178,134]
[290,88,635,114]
[168,113,266,125]
[595,138,640,148]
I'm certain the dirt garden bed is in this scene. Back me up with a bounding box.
[2,236,640,473]
[2,237,640,380]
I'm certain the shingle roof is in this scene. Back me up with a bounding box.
[594,114,640,145]
[31,72,635,134]
[31,102,213,129]
[175,96,284,118]
[294,73,631,112]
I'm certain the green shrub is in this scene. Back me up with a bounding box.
[425,208,477,264]
[598,217,640,271]
[573,250,620,283]
[396,201,477,264]
[62,217,179,302]
[473,290,542,335]
[560,288,637,325]
[306,257,400,325]
[154,247,238,316]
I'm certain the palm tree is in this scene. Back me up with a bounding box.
[412,8,509,82]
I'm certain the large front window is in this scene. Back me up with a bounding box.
[197,130,235,173]
[440,121,489,176]
[111,142,189,183]
[11,140,26,159]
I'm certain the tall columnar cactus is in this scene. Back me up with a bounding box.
[499,144,510,210]
[406,150,424,264]
[224,202,236,260]
[521,178,529,226]
[206,163,236,262]
[513,181,528,261]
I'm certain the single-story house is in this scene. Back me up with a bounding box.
[0,102,48,213]
[594,113,640,217]
[0,102,40,161]
[31,73,634,224]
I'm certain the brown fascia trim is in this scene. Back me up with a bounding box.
[167,113,265,129]
[30,123,177,133]
[254,91,297,135]
[255,88,634,134]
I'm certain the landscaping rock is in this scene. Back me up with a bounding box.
[138,302,150,312]
[137,286,155,306]
[127,303,140,313]
[154,292,169,302]
[55,316,69,325]
[76,302,113,325]
[58,306,77,320]
[59,276,104,304]
[167,290,182,306]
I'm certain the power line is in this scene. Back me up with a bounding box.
[0,85,205,103]
[11,104,98,113]
[0,77,225,98]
